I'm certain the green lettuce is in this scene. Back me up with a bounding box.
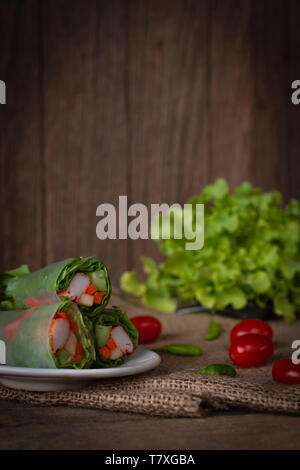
[121,179,300,320]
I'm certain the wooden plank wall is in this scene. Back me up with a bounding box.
[0,0,299,286]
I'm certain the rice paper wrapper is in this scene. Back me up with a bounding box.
[0,257,111,313]
[0,300,95,368]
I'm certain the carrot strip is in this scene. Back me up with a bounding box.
[106,337,116,351]
[69,319,77,332]
[99,346,110,359]
[75,342,82,362]
[94,292,106,305]
[56,312,68,321]
[49,319,57,354]
[57,289,69,298]
[86,284,97,295]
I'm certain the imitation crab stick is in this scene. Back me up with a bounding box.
[49,318,70,355]
[111,326,134,354]
[49,315,85,363]
[68,273,90,300]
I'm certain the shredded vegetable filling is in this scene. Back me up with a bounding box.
[57,272,107,308]
[49,311,83,366]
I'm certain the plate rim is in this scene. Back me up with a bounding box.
[0,347,161,380]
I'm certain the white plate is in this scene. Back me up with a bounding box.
[0,347,161,392]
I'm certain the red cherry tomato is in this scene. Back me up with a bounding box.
[272,359,300,385]
[230,319,273,344]
[130,315,162,344]
[229,333,273,367]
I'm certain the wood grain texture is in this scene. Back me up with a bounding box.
[0,400,299,450]
[0,0,299,285]
[251,0,289,196]
[127,0,211,273]
[287,0,300,200]
[0,0,44,271]
[41,0,130,279]
[209,0,253,187]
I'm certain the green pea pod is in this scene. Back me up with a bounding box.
[193,364,236,377]
[155,343,203,356]
[205,318,221,340]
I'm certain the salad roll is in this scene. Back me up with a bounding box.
[0,300,95,368]
[0,256,111,313]
[91,306,138,367]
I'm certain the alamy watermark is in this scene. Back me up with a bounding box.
[0,80,6,104]
[96,196,204,250]
[291,80,300,105]
[0,340,5,364]
[291,340,300,365]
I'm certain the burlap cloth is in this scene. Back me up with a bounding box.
[0,290,299,417]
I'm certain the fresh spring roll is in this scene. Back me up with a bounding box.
[0,300,95,368]
[91,306,138,367]
[0,256,111,313]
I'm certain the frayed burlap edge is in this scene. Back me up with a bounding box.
[0,384,206,418]
[93,371,300,415]
[0,370,299,417]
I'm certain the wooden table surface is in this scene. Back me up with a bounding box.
[1,0,300,286]
[0,400,299,450]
